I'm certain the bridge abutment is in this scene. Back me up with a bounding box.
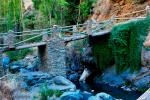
[47,38,66,77]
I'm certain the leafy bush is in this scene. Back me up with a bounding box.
[39,84,63,100]
[5,48,33,61]
[109,17,150,73]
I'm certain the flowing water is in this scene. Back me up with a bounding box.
[76,81,142,100]
[93,82,142,100]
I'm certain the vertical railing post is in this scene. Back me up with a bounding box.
[86,20,93,46]
[111,16,115,25]
[146,5,150,16]
[73,25,77,35]
[52,25,60,38]
[42,31,49,42]
[86,20,92,36]
[4,30,15,48]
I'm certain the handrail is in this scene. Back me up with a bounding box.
[14,33,44,46]
[115,9,146,18]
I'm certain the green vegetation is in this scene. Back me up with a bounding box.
[39,84,63,100]
[5,49,33,61]
[0,0,23,31]
[0,0,95,32]
[109,17,150,73]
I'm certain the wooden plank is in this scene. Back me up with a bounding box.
[137,88,150,100]
[16,42,47,50]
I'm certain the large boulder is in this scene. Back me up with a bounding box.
[68,73,80,82]
[134,75,150,89]
[101,66,125,87]
[19,71,52,86]
[88,92,114,100]
[9,65,22,73]
[48,76,76,91]
[60,90,83,100]
[10,55,40,73]
[99,65,150,90]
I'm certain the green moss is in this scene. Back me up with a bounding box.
[109,17,150,73]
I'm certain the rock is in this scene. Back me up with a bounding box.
[120,67,149,81]
[68,73,79,82]
[71,64,80,71]
[101,66,125,87]
[19,81,28,90]
[100,65,150,90]
[88,92,113,100]
[9,65,21,73]
[19,71,52,86]
[120,69,138,81]
[60,90,83,100]
[10,55,40,73]
[88,96,98,100]
[26,56,40,71]
[81,91,93,100]
[141,48,150,67]
[19,68,30,73]
[96,92,113,100]
[49,76,76,91]
[134,75,150,90]
[121,86,132,92]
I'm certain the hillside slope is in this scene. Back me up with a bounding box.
[92,0,149,21]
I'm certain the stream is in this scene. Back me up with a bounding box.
[75,81,142,100]
[93,82,142,100]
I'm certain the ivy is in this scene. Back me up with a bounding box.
[109,17,150,73]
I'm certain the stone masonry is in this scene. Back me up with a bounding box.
[47,37,66,77]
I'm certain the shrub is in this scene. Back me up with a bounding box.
[39,84,63,100]
[5,48,33,61]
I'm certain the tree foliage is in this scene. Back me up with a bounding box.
[0,0,22,31]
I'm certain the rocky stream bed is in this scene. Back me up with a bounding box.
[0,54,149,100]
